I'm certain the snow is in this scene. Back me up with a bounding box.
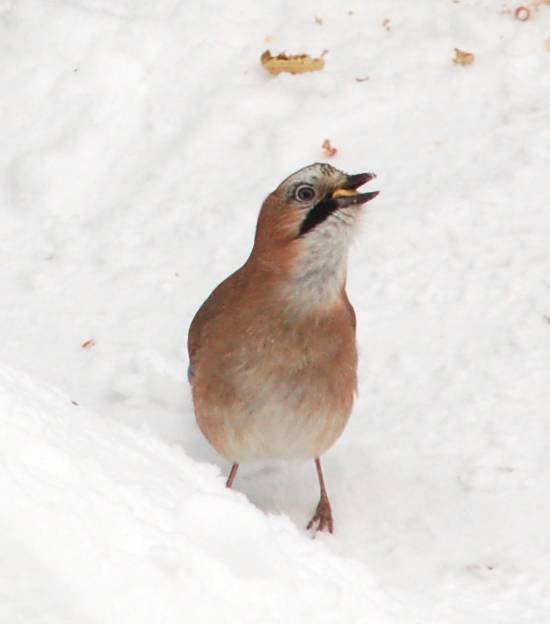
[0,364,399,623]
[1,0,549,622]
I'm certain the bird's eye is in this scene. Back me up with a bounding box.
[294,184,316,202]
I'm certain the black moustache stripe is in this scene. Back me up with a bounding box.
[298,198,338,237]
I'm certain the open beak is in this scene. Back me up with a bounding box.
[331,172,379,207]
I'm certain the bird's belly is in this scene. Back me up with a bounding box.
[235,408,349,462]
[194,373,354,463]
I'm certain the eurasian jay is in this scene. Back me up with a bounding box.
[188,162,379,532]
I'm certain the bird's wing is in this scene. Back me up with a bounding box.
[187,268,242,375]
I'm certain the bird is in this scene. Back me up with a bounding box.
[187,162,379,532]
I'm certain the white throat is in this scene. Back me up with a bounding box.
[282,212,356,310]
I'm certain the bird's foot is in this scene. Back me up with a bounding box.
[307,495,333,534]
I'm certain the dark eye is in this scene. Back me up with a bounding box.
[294,184,315,202]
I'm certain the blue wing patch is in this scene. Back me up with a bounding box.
[187,363,195,383]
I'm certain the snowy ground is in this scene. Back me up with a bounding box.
[1,0,550,622]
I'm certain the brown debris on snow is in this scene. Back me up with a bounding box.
[322,139,338,158]
[453,48,475,65]
[261,50,325,75]
[515,6,531,20]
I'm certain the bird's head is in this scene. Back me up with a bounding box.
[254,162,378,247]
[250,162,379,308]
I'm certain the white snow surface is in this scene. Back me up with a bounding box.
[1,0,550,622]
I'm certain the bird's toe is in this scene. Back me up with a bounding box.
[306,496,334,534]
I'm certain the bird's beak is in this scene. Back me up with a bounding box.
[331,172,379,207]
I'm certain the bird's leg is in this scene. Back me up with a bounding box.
[225,462,239,488]
[307,457,334,533]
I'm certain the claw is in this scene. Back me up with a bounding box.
[307,496,333,534]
